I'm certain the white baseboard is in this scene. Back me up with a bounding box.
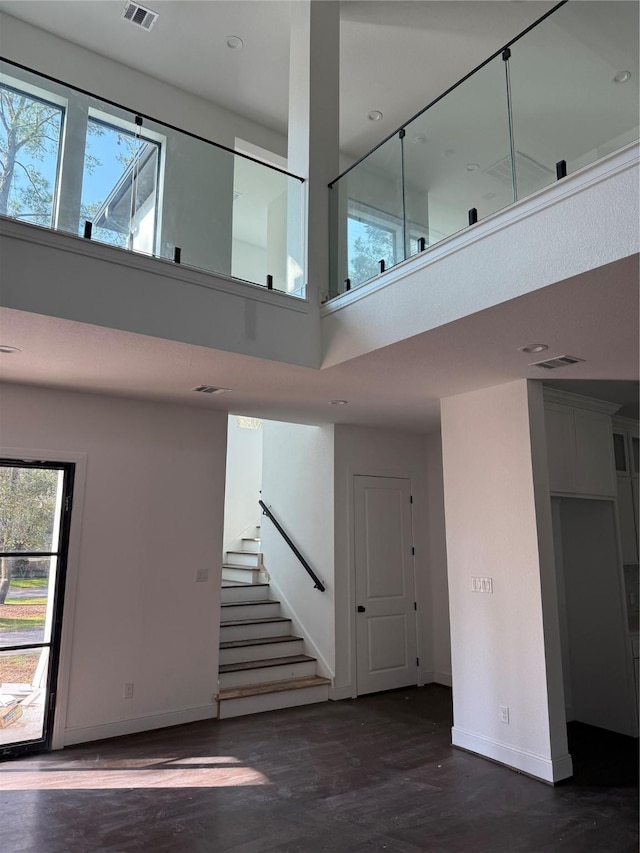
[329,685,354,701]
[452,726,573,784]
[63,704,218,747]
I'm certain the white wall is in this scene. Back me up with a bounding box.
[261,421,335,678]
[441,380,571,783]
[0,383,227,746]
[223,417,263,555]
[333,425,432,698]
[552,497,636,736]
[425,429,451,685]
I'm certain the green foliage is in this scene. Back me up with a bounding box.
[0,85,61,221]
[349,221,395,286]
[0,467,58,552]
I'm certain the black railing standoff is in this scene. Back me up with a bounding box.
[259,499,325,592]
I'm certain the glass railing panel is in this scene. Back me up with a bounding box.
[403,53,513,256]
[330,133,404,296]
[508,1,639,195]
[0,59,305,296]
[231,155,305,295]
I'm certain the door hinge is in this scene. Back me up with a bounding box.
[416,657,420,667]
[414,601,417,611]
[410,495,413,504]
[64,495,71,513]
[411,546,415,556]
[49,692,56,712]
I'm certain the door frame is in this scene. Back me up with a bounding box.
[345,466,424,699]
[1,448,87,751]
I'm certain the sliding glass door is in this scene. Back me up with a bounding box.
[0,461,74,758]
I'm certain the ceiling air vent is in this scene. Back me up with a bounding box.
[192,385,231,395]
[484,151,553,196]
[122,2,159,31]
[529,355,585,370]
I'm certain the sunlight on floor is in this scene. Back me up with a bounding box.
[0,755,271,790]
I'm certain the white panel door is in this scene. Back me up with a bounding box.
[354,475,418,695]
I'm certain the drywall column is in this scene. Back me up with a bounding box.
[288,0,340,305]
[441,380,571,783]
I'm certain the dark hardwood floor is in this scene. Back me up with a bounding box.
[0,685,637,852]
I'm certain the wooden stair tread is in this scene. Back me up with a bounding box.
[226,550,262,556]
[221,582,269,589]
[218,675,330,701]
[220,635,302,649]
[221,616,291,627]
[221,599,279,608]
[222,563,262,570]
[219,654,315,673]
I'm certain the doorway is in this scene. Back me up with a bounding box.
[0,460,74,758]
[354,475,418,695]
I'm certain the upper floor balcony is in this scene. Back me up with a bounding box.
[0,0,638,373]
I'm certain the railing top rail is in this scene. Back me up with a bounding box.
[0,56,305,184]
[259,499,325,592]
[328,0,569,188]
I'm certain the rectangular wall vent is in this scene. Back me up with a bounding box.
[192,385,230,395]
[529,355,585,370]
[484,151,553,196]
[122,3,159,31]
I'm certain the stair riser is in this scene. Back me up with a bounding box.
[219,660,317,689]
[225,552,263,568]
[241,539,261,553]
[219,620,292,642]
[221,567,263,584]
[218,684,329,719]
[221,585,270,603]
[219,639,304,665]
[221,602,280,622]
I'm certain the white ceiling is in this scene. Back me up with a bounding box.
[0,0,577,160]
[1,254,637,429]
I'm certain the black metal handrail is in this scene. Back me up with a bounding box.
[259,499,325,592]
[0,56,305,184]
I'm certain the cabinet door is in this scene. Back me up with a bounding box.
[574,409,616,496]
[617,475,639,564]
[545,405,575,493]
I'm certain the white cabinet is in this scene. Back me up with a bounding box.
[544,390,618,497]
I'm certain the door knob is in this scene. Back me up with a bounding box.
[357,605,366,612]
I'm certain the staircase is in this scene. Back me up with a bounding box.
[217,527,331,719]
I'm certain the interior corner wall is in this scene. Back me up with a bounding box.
[333,425,431,697]
[223,416,263,554]
[440,380,570,783]
[425,429,451,685]
[0,383,227,745]
[260,421,335,678]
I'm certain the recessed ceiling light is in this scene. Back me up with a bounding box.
[0,345,21,354]
[329,399,348,406]
[192,385,231,394]
[367,110,383,121]
[613,70,631,83]
[518,344,548,354]
[466,163,479,172]
[226,35,243,49]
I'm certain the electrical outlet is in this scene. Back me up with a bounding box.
[123,682,134,699]
[499,705,510,724]
[195,567,209,583]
